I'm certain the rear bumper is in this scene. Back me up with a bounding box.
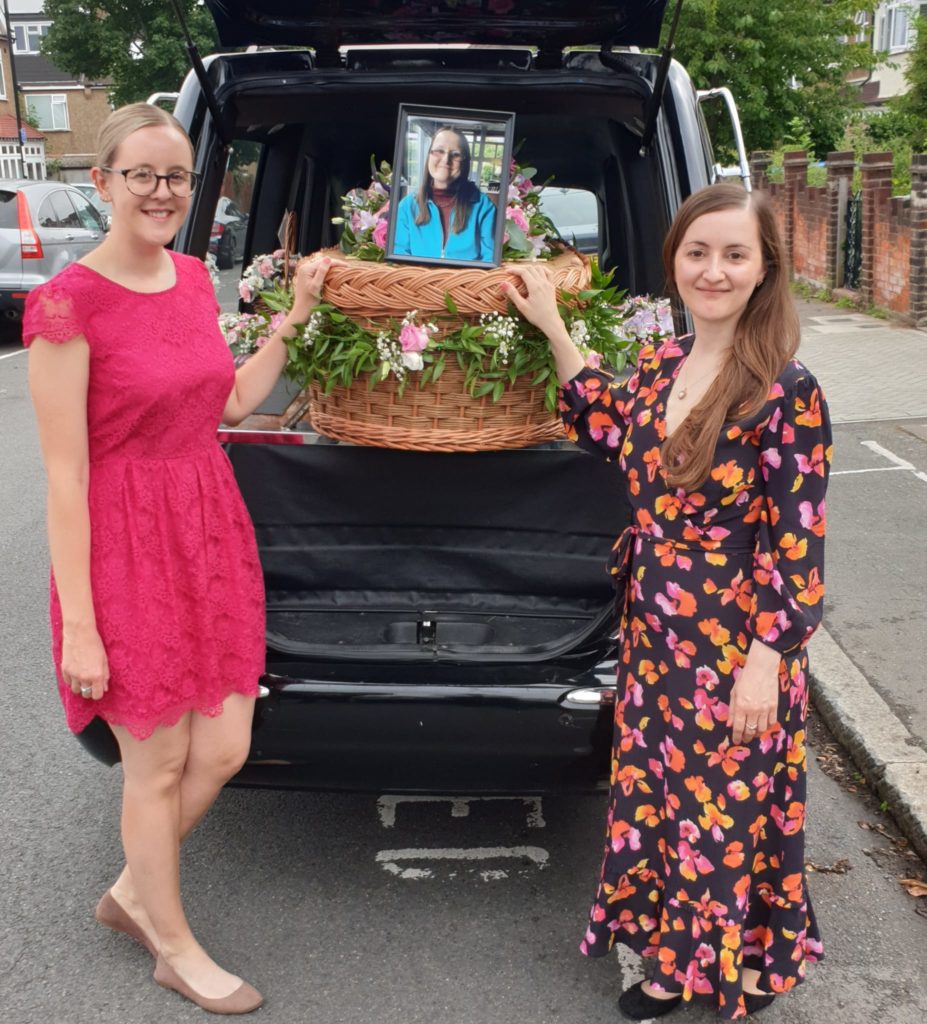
[74,667,617,793]
[0,290,26,320]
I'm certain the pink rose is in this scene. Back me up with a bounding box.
[399,322,429,353]
[259,258,274,277]
[373,217,388,248]
[506,206,529,232]
[238,280,253,303]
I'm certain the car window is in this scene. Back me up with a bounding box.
[37,190,82,229]
[537,187,598,236]
[0,190,18,229]
[227,201,243,218]
[70,190,104,231]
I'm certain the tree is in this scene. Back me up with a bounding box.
[897,15,927,150]
[667,1,878,158]
[41,1,220,107]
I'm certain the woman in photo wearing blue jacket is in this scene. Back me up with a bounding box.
[393,127,497,262]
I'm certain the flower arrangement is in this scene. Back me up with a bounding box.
[278,263,672,412]
[219,309,287,365]
[237,249,301,304]
[333,158,561,262]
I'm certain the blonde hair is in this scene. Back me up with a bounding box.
[96,102,192,168]
[660,183,799,492]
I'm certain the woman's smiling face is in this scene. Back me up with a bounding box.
[98,124,194,249]
[428,130,465,190]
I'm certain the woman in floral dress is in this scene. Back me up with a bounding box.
[502,183,831,1020]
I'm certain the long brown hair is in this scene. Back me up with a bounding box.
[661,183,799,492]
[415,127,479,234]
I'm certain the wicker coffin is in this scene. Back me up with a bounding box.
[303,247,590,451]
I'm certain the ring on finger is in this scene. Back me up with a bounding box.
[80,686,92,698]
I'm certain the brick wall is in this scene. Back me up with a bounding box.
[751,148,927,327]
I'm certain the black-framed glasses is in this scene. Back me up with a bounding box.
[103,166,199,198]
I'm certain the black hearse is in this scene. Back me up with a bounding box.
[77,1,750,792]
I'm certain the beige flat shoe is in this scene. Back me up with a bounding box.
[154,955,264,1015]
[95,890,158,957]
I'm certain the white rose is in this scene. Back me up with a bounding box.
[401,351,424,372]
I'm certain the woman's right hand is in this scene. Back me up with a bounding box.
[500,264,567,340]
[61,623,110,700]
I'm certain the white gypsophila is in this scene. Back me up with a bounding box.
[302,310,326,347]
[570,319,590,346]
[203,254,220,290]
[375,331,406,379]
[479,311,522,365]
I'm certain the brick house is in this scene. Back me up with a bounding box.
[5,0,111,180]
[0,23,46,177]
[858,2,927,107]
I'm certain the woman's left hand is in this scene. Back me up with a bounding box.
[728,639,781,744]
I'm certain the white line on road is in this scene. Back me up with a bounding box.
[860,439,927,485]
[376,845,550,881]
[0,348,26,361]
[862,439,915,469]
[830,466,908,476]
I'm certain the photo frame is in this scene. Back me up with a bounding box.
[385,104,515,269]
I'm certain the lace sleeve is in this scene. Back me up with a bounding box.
[22,282,85,347]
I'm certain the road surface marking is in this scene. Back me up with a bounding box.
[0,349,26,362]
[376,846,549,880]
[861,440,927,484]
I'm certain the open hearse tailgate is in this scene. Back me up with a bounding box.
[204,0,669,50]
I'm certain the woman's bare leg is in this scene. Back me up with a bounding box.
[111,707,251,999]
[108,695,255,961]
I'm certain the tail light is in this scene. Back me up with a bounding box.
[17,191,43,259]
[212,221,224,237]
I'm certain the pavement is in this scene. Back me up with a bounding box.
[793,297,927,863]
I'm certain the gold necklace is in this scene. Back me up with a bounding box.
[673,362,720,401]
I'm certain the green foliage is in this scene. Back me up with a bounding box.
[42,0,220,106]
[668,1,878,157]
[898,16,927,147]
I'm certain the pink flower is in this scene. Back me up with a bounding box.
[259,259,274,277]
[399,322,429,353]
[373,217,388,248]
[506,205,529,232]
[269,312,286,332]
[238,280,253,303]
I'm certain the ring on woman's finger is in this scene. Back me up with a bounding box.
[80,686,92,698]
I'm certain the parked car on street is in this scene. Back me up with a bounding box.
[71,182,113,231]
[0,179,106,338]
[209,195,248,268]
[74,0,750,793]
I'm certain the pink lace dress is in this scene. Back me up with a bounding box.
[23,251,265,739]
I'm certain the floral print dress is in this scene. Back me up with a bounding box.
[559,335,832,1020]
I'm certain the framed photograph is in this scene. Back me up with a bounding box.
[385,104,515,269]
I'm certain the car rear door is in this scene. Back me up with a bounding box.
[34,189,99,277]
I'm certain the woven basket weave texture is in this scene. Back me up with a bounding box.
[302,247,590,451]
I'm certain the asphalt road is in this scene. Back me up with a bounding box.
[2,290,927,1023]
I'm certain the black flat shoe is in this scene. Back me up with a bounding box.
[618,980,683,1020]
[744,991,775,1015]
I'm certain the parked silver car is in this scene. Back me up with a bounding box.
[0,179,107,338]
[71,182,113,231]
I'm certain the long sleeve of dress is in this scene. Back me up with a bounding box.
[748,372,833,655]
[557,352,645,461]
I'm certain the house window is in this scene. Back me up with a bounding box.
[27,94,70,131]
[13,22,51,54]
[877,2,927,53]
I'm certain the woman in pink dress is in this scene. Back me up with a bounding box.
[24,103,331,1014]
